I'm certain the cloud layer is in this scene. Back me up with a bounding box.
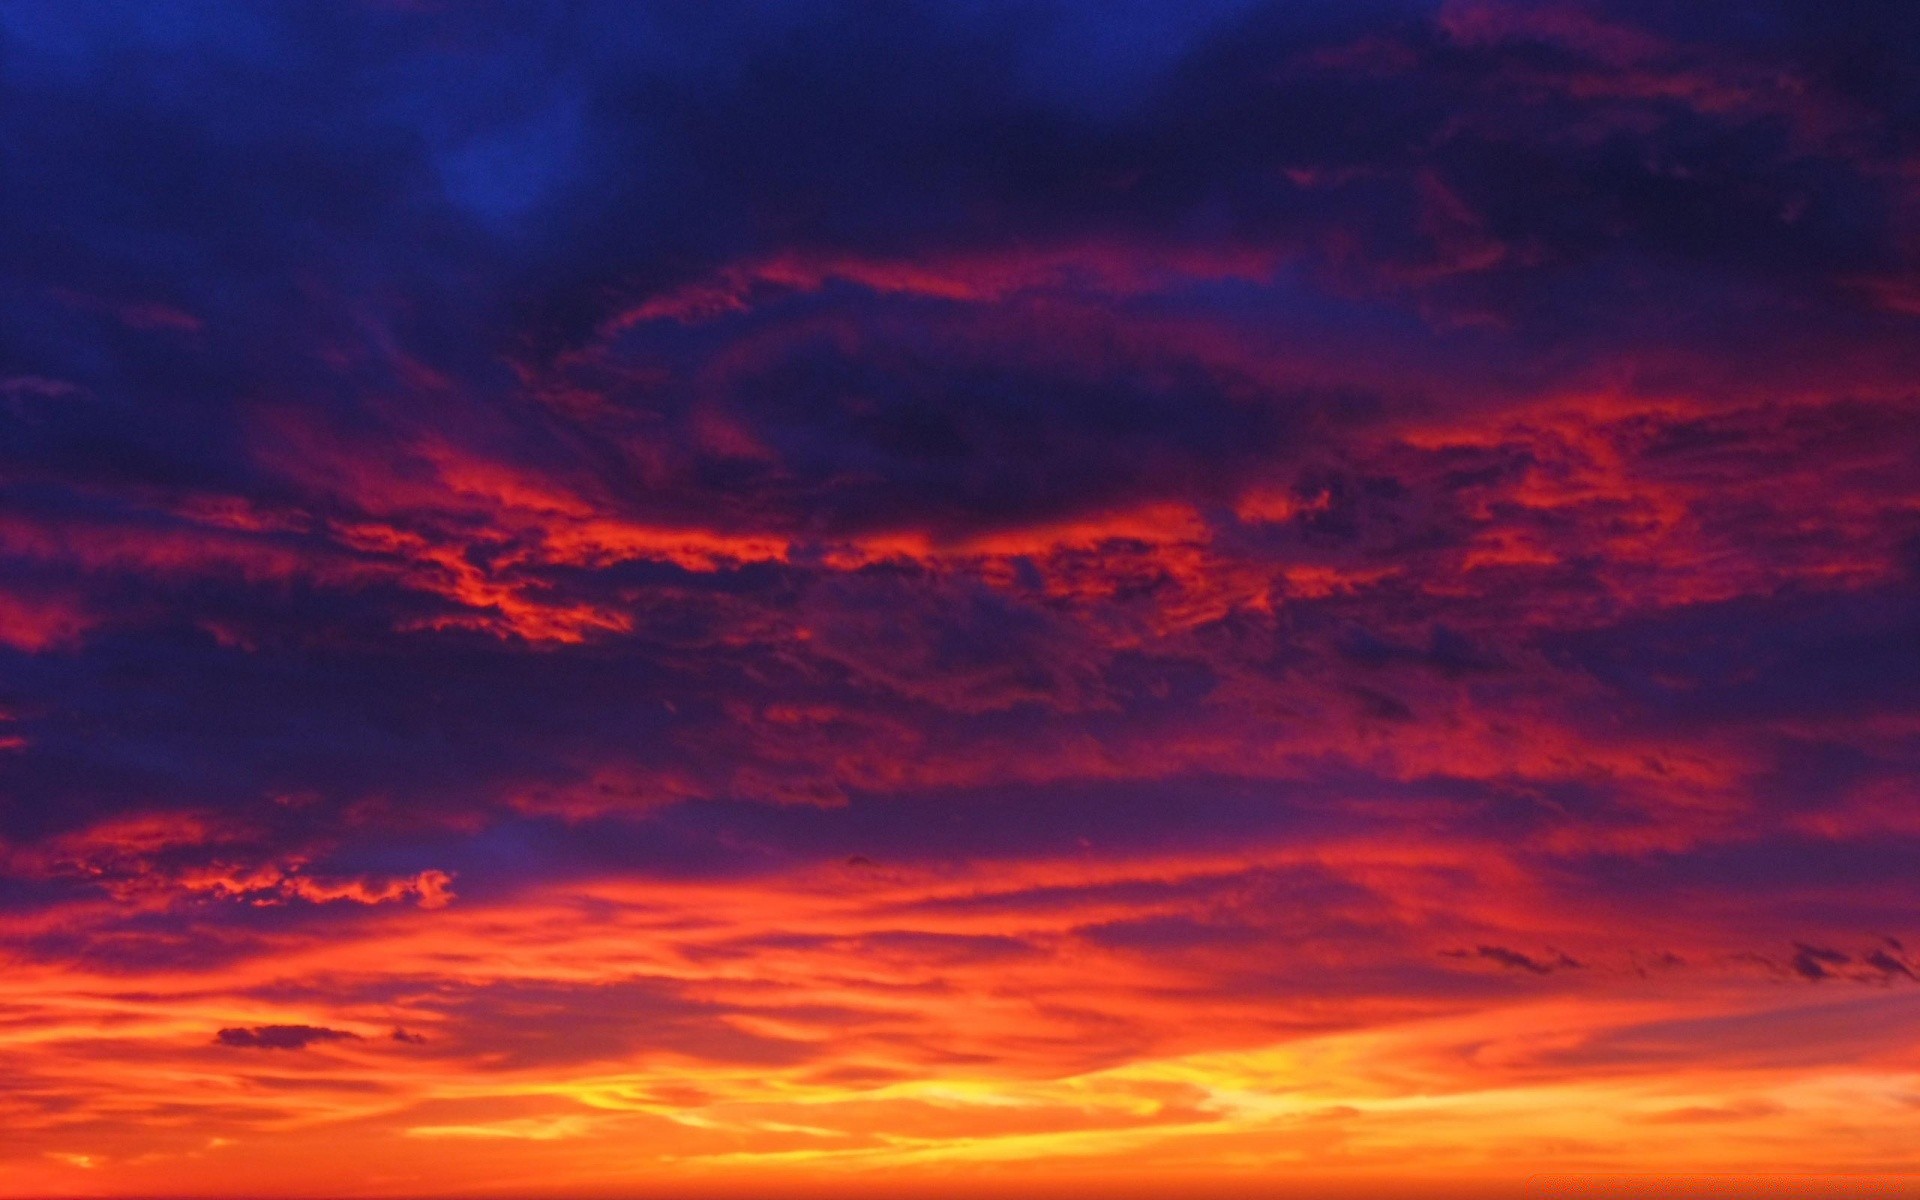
[2,1,1918,1195]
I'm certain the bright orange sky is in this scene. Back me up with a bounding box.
[4,0,1920,1196]
[10,853,1920,1197]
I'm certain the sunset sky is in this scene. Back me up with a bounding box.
[3,2,1920,1197]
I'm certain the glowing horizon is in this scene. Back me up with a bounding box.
[3,2,1919,1196]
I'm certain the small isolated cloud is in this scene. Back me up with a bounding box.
[213,1025,360,1051]
[1445,945,1583,975]
[1789,943,1851,982]
[1863,948,1918,982]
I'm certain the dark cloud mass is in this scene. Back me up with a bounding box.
[2,1,1919,1194]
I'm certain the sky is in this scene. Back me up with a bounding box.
[2,1,1919,1196]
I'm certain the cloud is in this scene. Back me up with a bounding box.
[1,0,1917,1192]
[0,589,95,652]
[1445,945,1584,975]
[213,1025,360,1051]
[1790,943,1852,981]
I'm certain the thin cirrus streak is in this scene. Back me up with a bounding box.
[2,0,1920,1197]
